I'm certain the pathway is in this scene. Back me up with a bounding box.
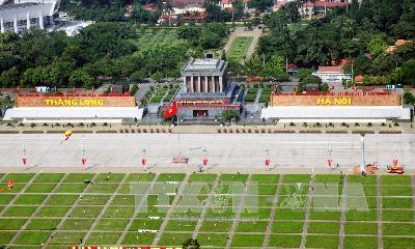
[42,174,99,248]
[299,174,316,248]
[8,173,68,246]
[81,174,129,245]
[261,175,284,248]
[116,173,161,245]
[377,175,383,249]
[338,174,349,249]
[192,174,221,238]
[224,174,253,249]
[151,174,191,247]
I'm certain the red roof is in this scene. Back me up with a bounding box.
[287,63,299,69]
[355,75,364,82]
[143,3,157,11]
[314,1,350,7]
[317,59,348,72]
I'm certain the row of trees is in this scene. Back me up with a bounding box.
[0,22,192,88]
[0,21,233,88]
[61,0,250,24]
[258,0,415,84]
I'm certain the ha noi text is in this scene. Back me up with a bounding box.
[269,94,401,107]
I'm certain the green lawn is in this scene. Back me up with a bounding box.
[132,29,184,52]
[0,173,413,249]
[227,36,253,63]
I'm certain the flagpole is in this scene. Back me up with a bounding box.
[23,144,27,169]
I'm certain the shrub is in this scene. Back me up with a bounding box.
[55,123,61,127]
[91,122,96,127]
[315,122,321,127]
[78,123,84,127]
[394,122,400,127]
[302,122,308,128]
[103,122,108,127]
[367,122,372,127]
[18,123,25,127]
[42,123,48,127]
[30,123,36,128]
[354,123,360,127]
[381,122,386,127]
[290,122,295,127]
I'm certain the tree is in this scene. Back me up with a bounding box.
[367,35,387,57]
[0,66,19,87]
[401,59,415,84]
[302,75,322,85]
[296,82,305,94]
[182,238,200,249]
[392,21,415,39]
[199,31,221,49]
[296,68,313,80]
[244,54,262,77]
[321,82,329,93]
[69,69,93,88]
[248,0,273,12]
[221,110,239,122]
[403,92,415,105]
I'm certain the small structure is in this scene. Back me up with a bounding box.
[174,54,240,122]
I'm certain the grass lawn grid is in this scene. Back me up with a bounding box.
[1,173,414,248]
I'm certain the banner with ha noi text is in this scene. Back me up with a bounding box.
[270,94,401,107]
[16,95,136,108]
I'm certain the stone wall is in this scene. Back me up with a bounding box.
[270,94,401,107]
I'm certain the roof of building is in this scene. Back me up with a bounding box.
[0,1,57,20]
[261,106,410,120]
[355,75,364,82]
[3,107,144,120]
[182,58,227,75]
[171,0,204,8]
[316,59,348,73]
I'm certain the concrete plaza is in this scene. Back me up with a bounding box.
[0,133,413,173]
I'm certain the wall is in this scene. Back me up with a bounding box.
[270,94,401,107]
[16,95,136,107]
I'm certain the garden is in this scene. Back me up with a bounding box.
[227,37,253,63]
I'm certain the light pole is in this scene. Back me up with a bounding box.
[141,146,147,171]
[360,133,367,176]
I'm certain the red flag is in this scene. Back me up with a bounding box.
[327,159,333,167]
[81,158,87,166]
[329,85,335,90]
[141,158,147,167]
[265,158,270,166]
[202,158,208,166]
[22,157,28,166]
[164,102,177,119]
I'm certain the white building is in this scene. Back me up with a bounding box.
[0,0,60,34]
[312,59,351,84]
